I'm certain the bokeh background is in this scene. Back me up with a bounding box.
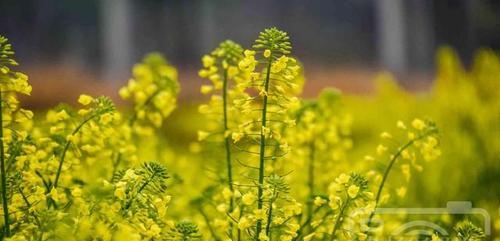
[1,0,500,106]
[1,0,499,232]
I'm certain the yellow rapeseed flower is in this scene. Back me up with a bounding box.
[78,94,93,105]
[242,193,256,205]
[263,49,271,58]
[238,216,252,230]
[376,144,388,155]
[411,118,426,130]
[313,196,326,206]
[348,185,360,198]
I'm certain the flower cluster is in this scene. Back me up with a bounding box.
[196,40,247,237]
[119,53,179,131]
[0,36,201,241]
[232,28,304,240]
[0,36,35,238]
[106,162,173,239]
[197,40,246,147]
[365,118,440,206]
[291,173,373,241]
[281,88,353,216]
[0,36,31,95]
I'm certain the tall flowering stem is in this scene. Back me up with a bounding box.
[115,53,179,175]
[284,89,350,229]
[198,40,245,239]
[198,40,244,192]
[328,173,369,241]
[235,27,300,240]
[222,69,234,199]
[0,36,32,237]
[255,53,273,238]
[46,96,115,210]
[0,89,9,236]
[366,119,440,235]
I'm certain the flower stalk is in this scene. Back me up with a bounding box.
[255,53,273,239]
[222,69,234,199]
[53,113,99,189]
[366,122,439,236]
[0,89,11,237]
[306,141,315,221]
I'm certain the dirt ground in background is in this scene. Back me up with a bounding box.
[20,64,433,109]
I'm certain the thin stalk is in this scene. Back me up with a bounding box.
[110,153,122,180]
[111,90,159,179]
[0,89,10,236]
[53,114,99,189]
[198,207,222,241]
[123,172,156,210]
[128,89,160,126]
[293,207,330,241]
[373,140,414,211]
[222,69,233,192]
[265,190,277,236]
[18,188,42,228]
[306,141,315,222]
[366,133,430,236]
[329,197,350,241]
[255,54,273,240]
[238,205,245,241]
[222,69,235,238]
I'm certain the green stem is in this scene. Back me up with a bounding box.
[123,171,156,210]
[374,140,414,209]
[329,197,350,241]
[265,190,277,236]
[293,207,329,241]
[237,205,244,241]
[306,141,315,222]
[222,69,233,192]
[128,89,161,126]
[222,69,235,239]
[198,207,222,241]
[111,90,158,180]
[18,188,42,229]
[110,153,122,180]
[53,114,99,189]
[255,54,273,240]
[366,133,431,235]
[0,89,10,237]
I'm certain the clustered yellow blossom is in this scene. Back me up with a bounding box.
[0,36,200,241]
[365,118,441,208]
[119,53,179,131]
[197,40,247,144]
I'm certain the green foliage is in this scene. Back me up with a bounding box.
[454,221,485,241]
[136,162,169,195]
[167,221,202,241]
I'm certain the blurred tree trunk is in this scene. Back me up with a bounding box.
[407,0,434,72]
[433,0,475,65]
[199,0,216,54]
[376,0,407,72]
[100,0,132,82]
